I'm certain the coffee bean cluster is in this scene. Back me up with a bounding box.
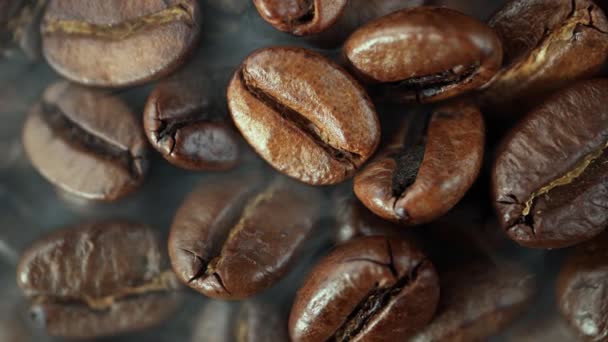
[1,0,606,341]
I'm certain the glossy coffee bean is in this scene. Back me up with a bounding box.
[16,220,181,339]
[41,0,201,87]
[355,101,485,225]
[556,232,608,341]
[191,300,288,342]
[410,261,535,342]
[289,236,439,342]
[143,68,240,171]
[343,7,502,103]
[227,47,380,185]
[169,172,321,299]
[253,0,426,38]
[492,79,608,248]
[22,81,148,201]
[483,0,608,114]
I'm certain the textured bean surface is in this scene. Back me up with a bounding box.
[493,79,608,248]
[228,47,380,185]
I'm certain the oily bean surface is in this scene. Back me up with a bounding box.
[227,47,380,185]
[354,101,484,225]
[556,231,608,341]
[483,0,608,115]
[492,79,608,248]
[143,69,239,171]
[22,81,148,201]
[16,220,181,338]
[289,236,439,342]
[344,7,503,103]
[41,0,201,87]
[169,172,321,299]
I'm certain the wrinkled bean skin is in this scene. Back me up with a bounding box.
[22,81,148,201]
[289,236,439,342]
[344,7,503,103]
[227,47,380,185]
[168,172,321,299]
[191,300,288,342]
[41,0,201,87]
[16,221,181,339]
[482,0,608,115]
[143,69,240,171]
[492,79,608,248]
[556,232,608,341]
[355,101,485,225]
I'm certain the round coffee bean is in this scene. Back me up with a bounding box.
[556,232,608,341]
[227,47,380,185]
[168,172,321,299]
[191,300,288,342]
[343,7,503,103]
[41,0,201,87]
[289,236,439,342]
[143,68,240,171]
[483,0,608,115]
[16,220,181,339]
[355,101,485,225]
[492,79,608,248]
[22,81,148,201]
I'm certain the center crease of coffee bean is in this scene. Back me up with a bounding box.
[153,106,215,154]
[240,70,361,170]
[41,3,196,40]
[41,101,144,179]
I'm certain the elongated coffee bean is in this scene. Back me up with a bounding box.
[344,7,502,103]
[16,220,181,338]
[227,47,380,185]
[556,231,608,341]
[41,0,201,87]
[168,171,321,299]
[355,101,485,225]
[482,0,608,114]
[289,236,439,342]
[22,81,148,201]
[492,79,608,248]
[143,67,240,171]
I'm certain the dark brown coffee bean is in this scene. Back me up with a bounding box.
[252,0,427,39]
[556,231,608,341]
[482,0,608,115]
[492,79,608,248]
[22,81,148,201]
[168,172,321,299]
[143,68,240,171]
[41,0,201,87]
[227,47,380,185]
[16,220,181,339]
[289,236,439,342]
[0,0,46,59]
[354,101,485,225]
[191,300,288,342]
[432,0,506,20]
[343,7,503,103]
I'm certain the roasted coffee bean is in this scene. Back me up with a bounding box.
[0,0,46,59]
[227,47,380,185]
[482,0,608,115]
[22,81,148,201]
[16,220,181,338]
[343,7,503,103]
[41,0,201,87]
[253,0,426,38]
[168,172,321,299]
[143,68,240,171]
[556,231,608,341]
[432,0,506,20]
[191,300,288,342]
[410,261,535,342]
[289,236,439,342]
[492,79,608,248]
[354,101,485,225]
